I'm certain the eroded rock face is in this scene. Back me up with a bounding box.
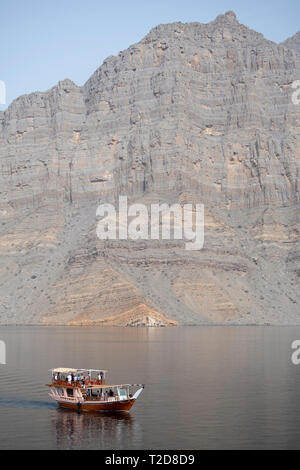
[281,31,300,58]
[0,12,300,325]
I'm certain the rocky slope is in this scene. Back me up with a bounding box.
[0,11,300,325]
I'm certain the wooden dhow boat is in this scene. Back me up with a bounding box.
[46,368,144,413]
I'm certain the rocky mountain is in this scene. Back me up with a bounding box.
[0,11,300,325]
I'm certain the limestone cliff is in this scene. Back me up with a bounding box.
[0,11,300,325]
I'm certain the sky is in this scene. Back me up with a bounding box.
[0,0,299,109]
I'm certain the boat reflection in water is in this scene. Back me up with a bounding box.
[52,407,142,449]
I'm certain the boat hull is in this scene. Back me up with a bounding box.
[57,399,136,413]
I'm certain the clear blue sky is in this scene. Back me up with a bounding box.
[0,0,299,109]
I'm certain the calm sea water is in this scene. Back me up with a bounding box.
[0,326,300,449]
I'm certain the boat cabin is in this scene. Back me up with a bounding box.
[46,368,143,410]
[50,367,108,388]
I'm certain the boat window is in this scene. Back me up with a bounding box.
[57,388,64,396]
[119,389,127,397]
[67,388,74,397]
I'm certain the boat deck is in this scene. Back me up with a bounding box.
[46,381,132,389]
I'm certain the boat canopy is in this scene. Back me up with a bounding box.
[87,384,131,389]
[50,368,108,374]
[86,384,144,389]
